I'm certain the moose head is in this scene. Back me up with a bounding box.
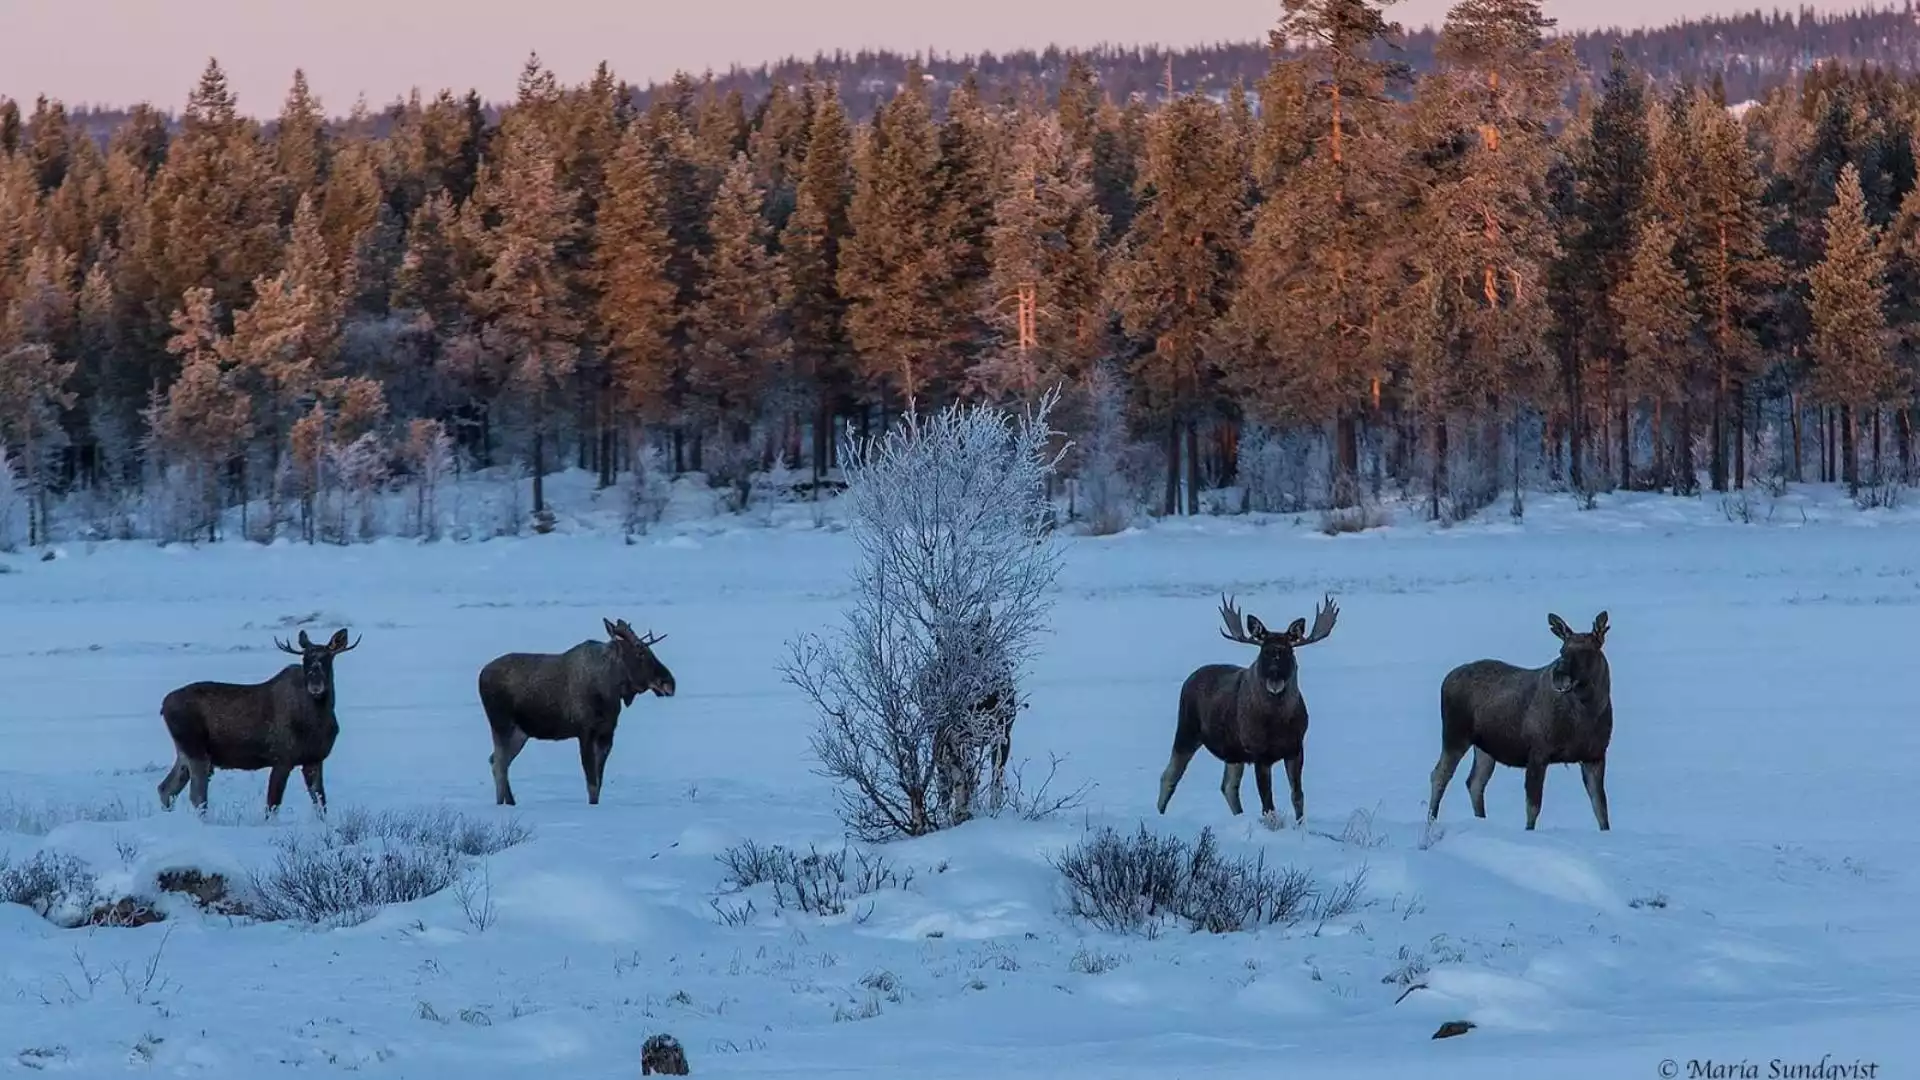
[1217,593,1340,696]
[604,617,675,704]
[1546,611,1609,694]
[274,628,359,698]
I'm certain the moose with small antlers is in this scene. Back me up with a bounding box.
[480,617,676,806]
[1428,611,1614,831]
[1157,593,1339,826]
[157,628,360,818]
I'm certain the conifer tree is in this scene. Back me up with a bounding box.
[274,70,328,216]
[686,155,788,456]
[1612,216,1695,489]
[0,245,78,543]
[1809,163,1900,491]
[780,83,855,479]
[593,125,679,481]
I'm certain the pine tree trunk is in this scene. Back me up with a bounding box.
[1652,399,1667,488]
[1674,397,1695,495]
[1790,393,1803,483]
[1841,405,1858,494]
[1734,387,1746,490]
[1185,420,1201,516]
[813,401,832,488]
[1431,414,1449,521]
[1335,412,1358,507]
[532,427,546,515]
[1709,377,1727,492]
[1873,409,1884,481]
[1900,407,1914,483]
[1163,419,1180,517]
[1617,394,1630,490]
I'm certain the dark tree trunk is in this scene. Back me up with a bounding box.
[1733,384,1747,490]
[1841,405,1858,493]
[1164,419,1180,516]
[1430,414,1449,521]
[1334,412,1359,507]
[532,428,546,515]
[1618,395,1630,490]
[1185,420,1201,516]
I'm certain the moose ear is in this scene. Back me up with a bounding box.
[603,618,619,639]
[1246,615,1269,639]
[1286,617,1307,640]
[297,630,315,650]
[1591,611,1609,640]
[1547,614,1571,640]
[328,629,350,651]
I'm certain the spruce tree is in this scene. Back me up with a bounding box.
[780,83,854,480]
[685,155,788,457]
[1611,216,1696,489]
[593,125,679,480]
[1809,163,1900,492]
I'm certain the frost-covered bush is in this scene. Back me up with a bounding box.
[1070,365,1137,535]
[623,439,672,538]
[248,807,531,925]
[0,444,25,551]
[0,851,100,926]
[1049,824,1368,935]
[713,839,914,917]
[782,391,1068,841]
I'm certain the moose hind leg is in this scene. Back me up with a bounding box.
[185,757,212,814]
[1156,747,1196,814]
[591,731,615,799]
[158,756,190,811]
[1580,758,1610,831]
[1427,744,1467,821]
[1522,759,1547,830]
[300,762,328,816]
[1220,762,1246,815]
[490,726,528,806]
[1466,748,1496,818]
[579,736,602,805]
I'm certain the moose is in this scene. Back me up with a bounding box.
[1427,611,1614,831]
[480,617,676,806]
[925,613,1027,825]
[1156,593,1339,825]
[157,628,360,817]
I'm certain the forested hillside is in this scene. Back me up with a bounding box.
[2,0,1919,547]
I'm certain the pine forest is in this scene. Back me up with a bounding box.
[4,0,1920,546]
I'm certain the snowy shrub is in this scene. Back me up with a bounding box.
[0,794,139,836]
[1319,498,1392,535]
[0,444,25,551]
[0,851,100,927]
[404,419,455,540]
[324,433,391,543]
[781,391,1068,841]
[713,839,914,917]
[1071,365,1136,535]
[1049,824,1368,936]
[248,808,531,925]
[623,439,672,538]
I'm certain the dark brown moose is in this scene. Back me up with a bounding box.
[1156,593,1339,825]
[480,617,676,805]
[157,628,360,817]
[1427,611,1614,831]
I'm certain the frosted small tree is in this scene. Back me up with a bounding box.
[0,444,24,552]
[404,418,454,540]
[782,389,1070,841]
[1072,363,1135,534]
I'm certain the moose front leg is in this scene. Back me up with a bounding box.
[185,757,212,814]
[158,755,190,811]
[1523,759,1547,830]
[1283,751,1305,824]
[579,736,602,805]
[1466,749,1496,818]
[301,762,328,816]
[1253,762,1279,825]
[265,764,293,818]
[1580,758,1610,831]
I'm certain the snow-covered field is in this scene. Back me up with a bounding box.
[3,487,1917,1078]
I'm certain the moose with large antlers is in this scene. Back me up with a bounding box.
[1156,593,1340,826]
[157,628,360,818]
[480,617,676,806]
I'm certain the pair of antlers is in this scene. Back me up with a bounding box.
[604,617,667,648]
[274,629,360,655]
[1218,593,1340,648]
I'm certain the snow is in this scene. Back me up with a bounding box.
[3,482,1919,1077]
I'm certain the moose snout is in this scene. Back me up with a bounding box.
[1549,663,1574,694]
[1262,676,1289,696]
[651,676,677,698]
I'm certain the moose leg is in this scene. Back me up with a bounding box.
[158,756,190,811]
[490,726,529,806]
[591,731,615,800]
[1283,751,1305,824]
[1466,749,1497,818]
[1156,747,1196,814]
[1220,762,1246,815]
[300,762,328,816]
[1253,762,1279,824]
[1580,758,1610,831]
[1427,745,1468,820]
[579,737,602,805]
[185,757,212,814]
[1522,759,1548,830]
[265,764,293,819]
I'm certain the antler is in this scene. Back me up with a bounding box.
[273,637,302,655]
[331,634,362,655]
[638,630,667,647]
[1293,593,1340,647]
[1217,595,1263,645]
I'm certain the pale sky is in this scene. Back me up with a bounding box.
[0,0,1881,116]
